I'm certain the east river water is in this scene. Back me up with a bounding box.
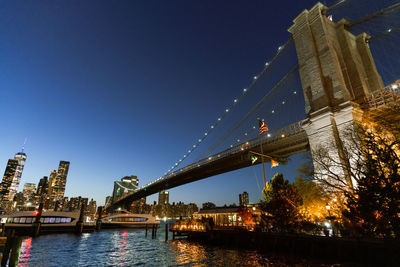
[16,226,340,266]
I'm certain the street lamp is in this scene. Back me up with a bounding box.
[326,204,331,216]
[325,203,336,236]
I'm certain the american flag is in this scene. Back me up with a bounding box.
[258,119,269,135]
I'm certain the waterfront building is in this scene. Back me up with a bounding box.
[130,197,148,213]
[0,159,19,201]
[88,198,97,216]
[158,191,169,205]
[111,175,138,203]
[48,161,70,201]
[36,176,49,196]
[193,207,261,228]
[23,183,36,200]
[69,196,88,211]
[239,192,249,207]
[15,192,26,210]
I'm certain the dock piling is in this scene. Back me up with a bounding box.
[1,229,15,266]
[96,206,103,231]
[76,203,86,234]
[8,236,22,267]
[145,224,148,237]
[165,223,168,241]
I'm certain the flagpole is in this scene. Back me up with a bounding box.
[259,134,267,186]
[258,118,267,186]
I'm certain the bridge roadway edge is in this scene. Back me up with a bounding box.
[112,130,310,208]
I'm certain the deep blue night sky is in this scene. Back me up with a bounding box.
[0,0,366,206]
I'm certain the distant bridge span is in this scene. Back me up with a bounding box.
[107,121,309,210]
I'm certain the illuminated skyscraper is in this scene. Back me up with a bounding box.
[239,191,249,207]
[158,191,169,205]
[48,161,70,201]
[111,175,138,203]
[0,144,27,201]
[23,183,36,200]
[0,159,19,201]
[48,170,57,196]
[9,151,27,200]
[36,176,49,196]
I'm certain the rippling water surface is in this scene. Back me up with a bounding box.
[17,226,332,266]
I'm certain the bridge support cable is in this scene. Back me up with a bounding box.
[164,38,294,176]
[227,87,301,149]
[348,2,400,28]
[196,65,299,160]
[367,19,400,85]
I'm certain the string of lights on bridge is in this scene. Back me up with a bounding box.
[163,38,293,176]
[130,0,400,195]
[196,65,300,160]
[163,0,400,178]
[227,89,300,150]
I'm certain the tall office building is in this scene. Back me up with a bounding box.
[239,191,249,207]
[10,151,27,200]
[111,175,139,203]
[158,191,169,205]
[37,176,49,196]
[1,146,27,201]
[88,198,97,216]
[48,161,70,201]
[48,170,57,196]
[0,159,19,201]
[23,183,36,200]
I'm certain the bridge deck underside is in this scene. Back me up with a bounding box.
[110,130,309,209]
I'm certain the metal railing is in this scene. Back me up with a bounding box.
[108,120,306,207]
[365,80,400,109]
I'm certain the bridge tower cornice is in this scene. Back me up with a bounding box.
[289,3,383,117]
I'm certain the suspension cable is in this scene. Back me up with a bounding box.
[165,38,294,175]
[197,65,299,160]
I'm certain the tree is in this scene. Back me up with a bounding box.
[202,202,216,210]
[238,208,254,228]
[343,128,400,238]
[260,173,302,232]
[309,104,400,237]
[294,177,328,222]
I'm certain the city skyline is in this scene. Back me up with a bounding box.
[0,0,333,206]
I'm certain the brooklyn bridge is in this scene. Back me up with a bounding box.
[107,1,400,211]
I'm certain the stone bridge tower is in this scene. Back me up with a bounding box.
[288,3,384,188]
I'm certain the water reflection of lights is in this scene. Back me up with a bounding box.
[170,220,206,232]
[19,237,32,266]
[109,230,130,265]
[171,240,207,265]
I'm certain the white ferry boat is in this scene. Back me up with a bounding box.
[0,210,93,234]
[101,211,159,229]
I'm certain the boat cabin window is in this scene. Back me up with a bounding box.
[60,217,72,223]
[110,217,148,222]
[5,216,74,224]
